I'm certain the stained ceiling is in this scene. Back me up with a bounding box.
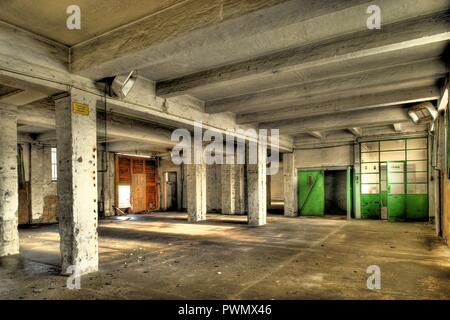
[0,0,181,45]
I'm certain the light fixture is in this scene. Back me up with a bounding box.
[408,102,438,124]
[111,70,137,99]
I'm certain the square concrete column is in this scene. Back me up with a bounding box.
[221,164,236,214]
[283,153,298,217]
[186,147,206,222]
[55,89,98,275]
[0,104,19,257]
[247,142,267,226]
[267,174,272,209]
[234,165,246,214]
[30,144,44,222]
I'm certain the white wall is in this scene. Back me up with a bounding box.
[295,145,354,168]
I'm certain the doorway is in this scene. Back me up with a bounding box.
[299,167,353,218]
[324,170,347,216]
[115,155,158,213]
[165,172,177,211]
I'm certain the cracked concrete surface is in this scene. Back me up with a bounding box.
[0,213,449,299]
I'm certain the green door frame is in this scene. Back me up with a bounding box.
[346,166,352,220]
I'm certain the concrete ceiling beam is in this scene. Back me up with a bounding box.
[261,106,412,135]
[70,0,298,77]
[294,123,428,148]
[236,85,440,124]
[348,127,363,137]
[308,131,323,139]
[438,76,449,111]
[157,11,450,97]
[0,22,293,151]
[106,141,170,154]
[72,0,442,79]
[208,60,445,114]
[16,105,176,147]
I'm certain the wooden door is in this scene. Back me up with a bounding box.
[131,174,147,212]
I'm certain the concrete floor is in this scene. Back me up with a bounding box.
[1,213,449,300]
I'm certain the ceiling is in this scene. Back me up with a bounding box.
[1,0,449,149]
[0,83,22,97]
[0,0,181,46]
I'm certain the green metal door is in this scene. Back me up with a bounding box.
[387,161,406,221]
[298,170,324,216]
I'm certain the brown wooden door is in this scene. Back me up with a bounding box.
[131,173,147,212]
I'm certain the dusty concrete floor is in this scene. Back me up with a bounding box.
[1,212,449,300]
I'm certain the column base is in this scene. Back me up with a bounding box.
[0,220,19,257]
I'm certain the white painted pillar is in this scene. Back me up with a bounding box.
[0,104,19,257]
[55,88,98,275]
[221,164,236,214]
[283,153,298,216]
[234,165,246,214]
[187,163,207,222]
[247,142,267,226]
[30,144,44,222]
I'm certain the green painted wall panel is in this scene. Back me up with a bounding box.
[388,194,406,221]
[298,170,324,216]
[360,194,381,219]
[406,194,428,220]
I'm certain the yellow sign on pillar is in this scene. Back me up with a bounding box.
[72,102,90,116]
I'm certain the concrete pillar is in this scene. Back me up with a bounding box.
[234,165,246,214]
[55,89,98,275]
[247,142,267,226]
[221,164,236,214]
[0,104,19,257]
[267,174,272,210]
[283,153,298,216]
[97,147,115,217]
[187,163,207,222]
[30,144,44,222]
[206,164,221,212]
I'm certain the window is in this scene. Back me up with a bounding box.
[359,138,428,196]
[118,185,131,208]
[51,147,57,181]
